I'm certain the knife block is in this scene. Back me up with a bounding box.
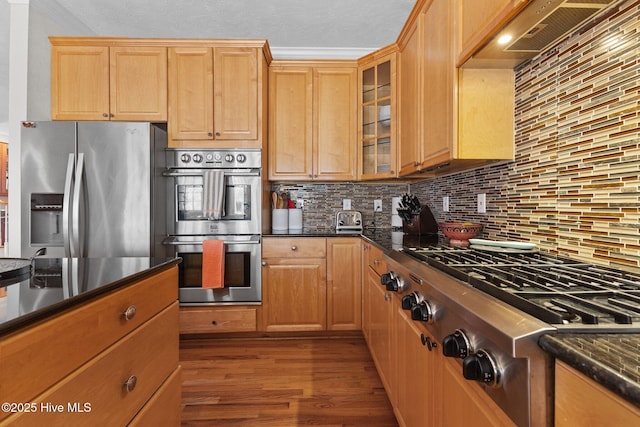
[402,205,438,236]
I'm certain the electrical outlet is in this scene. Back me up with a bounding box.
[477,193,486,213]
[443,196,450,212]
[374,199,382,212]
[343,199,351,210]
[296,199,304,208]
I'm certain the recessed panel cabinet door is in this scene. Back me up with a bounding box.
[168,47,214,141]
[268,67,314,180]
[110,46,168,121]
[51,45,110,120]
[214,48,258,140]
[314,68,357,181]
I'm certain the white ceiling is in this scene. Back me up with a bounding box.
[32,0,417,56]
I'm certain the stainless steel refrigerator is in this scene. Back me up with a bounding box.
[20,121,168,258]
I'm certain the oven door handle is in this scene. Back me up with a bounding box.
[162,168,260,177]
[162,236,261,246]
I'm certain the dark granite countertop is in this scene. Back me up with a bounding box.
[539,334,640,407]
[264,228,442,252]
[0,257,180,336]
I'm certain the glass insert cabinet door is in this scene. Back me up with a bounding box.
[359,52,396,179]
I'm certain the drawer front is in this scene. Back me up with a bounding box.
[179,306,258,333]
[263,237,326,258]
[0,266,178,411]
[128,366,182,427]
[367,245,386,275]
[2,303,179,427]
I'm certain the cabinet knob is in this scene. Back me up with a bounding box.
[124,375,137,393]
[261,261,267,266]
[215,132,221,137]
[208,132,213,137]
[373,258,379,265]
[122,305,137,321]
[308,174,313,178]
[384,293,391,302]
[102,113,109,118]
[291,245,297,251]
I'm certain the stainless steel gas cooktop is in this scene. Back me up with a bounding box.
[401,245,640,331]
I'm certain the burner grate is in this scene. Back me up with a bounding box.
[401,246,640,326]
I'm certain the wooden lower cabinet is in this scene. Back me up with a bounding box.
[441,357,515,427]
[327,238,362,331]
[0,266,181,426]
[395,305,441,427]
[261,237,361,332]
[367,269,395,399]
[179,306,258,334]
[555,360,640,426]
[129,366,183,427]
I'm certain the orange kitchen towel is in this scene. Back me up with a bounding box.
[202,239,225,288]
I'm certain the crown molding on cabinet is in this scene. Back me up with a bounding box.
[270,46,377,60]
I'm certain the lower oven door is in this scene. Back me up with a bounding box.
[163,234,261,304]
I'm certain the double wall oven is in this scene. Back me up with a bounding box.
[163,149,262,304]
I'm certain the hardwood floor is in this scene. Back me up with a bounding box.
[180,336,398,426]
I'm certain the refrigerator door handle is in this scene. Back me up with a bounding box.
[62,153,75,257]
[72,153,88,257]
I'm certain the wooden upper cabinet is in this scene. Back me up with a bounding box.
[314,67,357,181]
[358,50,397,180]
[50,43,167,121]
[395,0,514,177]
[268,62,357,181]
[168,46,262,148]
[51,45,110,121]
[213,48,259,140]
[109,47,168,121]
[397,18,422,176]
[168,47,214,141]
[268,66,314,179]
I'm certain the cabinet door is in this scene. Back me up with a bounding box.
[459,0,518,61]
[398,17,423,176]
[326,238,361,331]
[421,0,453,168]
[314,67,357,181]
[51,45,110,121]
[441,357,515,426]
[268,67,314,180]
[368,274,395,399]
[396,308,441,427]
[262,258,326,331]
[110,47,167,121]
[168,47,214,143]
[214,47,258,140]
[555,360,640,426]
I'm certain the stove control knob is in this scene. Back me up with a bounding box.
[180,153,191,164]
[236,153,247,163]
[380,272,399,292]
[380,272,393,287]
[401,292,422,310]
[214,153,222,162]
[442,329,471,359]
[411,300,433,323]
[462,349,500,388]
[192,153,203,163]
[224,153,235,163]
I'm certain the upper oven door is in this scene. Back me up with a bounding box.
[165,167,261,235]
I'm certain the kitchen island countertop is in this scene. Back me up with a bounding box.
[0,257,180,336]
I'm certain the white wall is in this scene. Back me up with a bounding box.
[0,0,10,141]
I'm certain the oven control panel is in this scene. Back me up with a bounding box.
[169,149,261,169]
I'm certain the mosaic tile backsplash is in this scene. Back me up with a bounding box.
[413,0,640,268]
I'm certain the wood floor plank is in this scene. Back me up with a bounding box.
[180,336,398,426]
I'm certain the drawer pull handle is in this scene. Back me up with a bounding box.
[123,305,137,321]
[291,245,297,251]
[211,320,217,325]
[124,375,137,393]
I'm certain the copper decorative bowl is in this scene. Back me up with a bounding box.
[438,222,483,247]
